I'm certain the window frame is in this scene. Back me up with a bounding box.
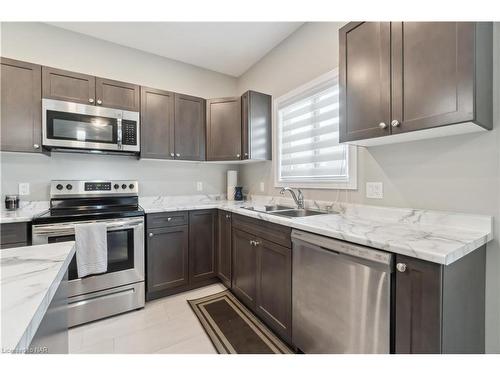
[273,69,357,190]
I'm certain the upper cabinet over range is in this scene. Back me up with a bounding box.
[42,67,140,111]
[339,22,493,146]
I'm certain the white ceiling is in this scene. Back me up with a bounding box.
[47,22,304,77]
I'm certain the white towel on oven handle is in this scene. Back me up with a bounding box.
[75,222,108,278]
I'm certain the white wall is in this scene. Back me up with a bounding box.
[0,22,240,200]
[237,22,500,353]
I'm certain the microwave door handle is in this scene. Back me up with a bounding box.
[117,118,122,149]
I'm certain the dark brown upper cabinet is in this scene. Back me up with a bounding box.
[1,58,42,153]
[42,66,139,111]
[174,93,206,161]
[42,66,95,105]
[206,97,242,161]
[339,22,493,146]
[241,90,272,161]
[95,77,140,111]
[339,22,392,142]
[216,210,232,288]
[141,88,205,161]
[189,210,217,283]
[140,87,175,159]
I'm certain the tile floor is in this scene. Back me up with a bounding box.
[69,283,226,354]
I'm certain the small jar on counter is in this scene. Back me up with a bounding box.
[4,195,20,211]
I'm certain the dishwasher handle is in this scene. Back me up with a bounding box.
[292,229,393,268]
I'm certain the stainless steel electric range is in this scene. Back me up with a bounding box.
[32,180,145,327]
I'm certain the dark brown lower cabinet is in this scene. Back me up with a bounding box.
[395,247,486,354]
[216,210,232,288]
[231,214,292,344]
[0,222,30,249]
[232,228,257,308]
[146,225,189,299]
[146,210,218,301]
[189,210,216,283]
[256,238,292,343]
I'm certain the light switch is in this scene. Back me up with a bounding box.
[18,182,30,196]
[366,182,383,199]
[196,182,203,192]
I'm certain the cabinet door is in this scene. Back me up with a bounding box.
[231,229,257,309]
[95,77,140,111]
[174,93,206,161]
[339,22,391,142]
[391,22,475,134]
[42,66,95,105]
[1,58,42,153]
[217,211,232,288]
[395,254,443,354]
[146,225,189,294]
[256,239,292,342]
[206,97,241,161]
[241,91,272,160]
[140,87,175,159]
[189,210,217,283]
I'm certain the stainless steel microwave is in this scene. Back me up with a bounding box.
[42,99,140,154]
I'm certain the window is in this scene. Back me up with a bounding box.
[274,69,357,189]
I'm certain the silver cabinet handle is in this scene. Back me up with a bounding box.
[379,122,387,129]
[244,153,248,157]
[149,233,154,237]
[391,120,400,127]
[97,99,102,105]
[396,263,407,273]
[225,214,230,219]
[167,217,172,221]
[176,153,180,157]
[236,154,240,158]
[170,152,174,157]
[88,98,95,103]
[253,241,260,247]
[249,240,255,246]
[33,144,40,149]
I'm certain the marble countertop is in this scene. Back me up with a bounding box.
[0,201,49,224]
[1,241,75,353]
[0,195,492,266]
[140,195,493,265]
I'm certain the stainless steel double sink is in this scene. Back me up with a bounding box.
[242,204,327,218]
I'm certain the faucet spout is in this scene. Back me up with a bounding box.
[280,187,305,209]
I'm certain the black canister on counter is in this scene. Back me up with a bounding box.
[5,195,19,211]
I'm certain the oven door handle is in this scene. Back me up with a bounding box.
[32,219,144,235]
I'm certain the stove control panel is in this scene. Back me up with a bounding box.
[51,180,139,197]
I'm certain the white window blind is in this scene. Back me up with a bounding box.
[277,72,349,184]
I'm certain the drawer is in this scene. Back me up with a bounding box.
[146,211,188,228]
[1,222,29,245]
[232,214,291,248]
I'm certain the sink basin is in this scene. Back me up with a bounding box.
[242,204,294,212]
[269,209,327,218]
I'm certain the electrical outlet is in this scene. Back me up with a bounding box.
[260,182,265,192]
[366,182,383,199]
[196,182,203,192]
[18,182,30,196]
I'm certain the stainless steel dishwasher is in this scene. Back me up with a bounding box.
[292,229,393,354]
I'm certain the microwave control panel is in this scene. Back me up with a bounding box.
[122,121,137,146]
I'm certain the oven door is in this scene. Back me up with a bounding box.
[42,99,140,153]
[32,217,144,297]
